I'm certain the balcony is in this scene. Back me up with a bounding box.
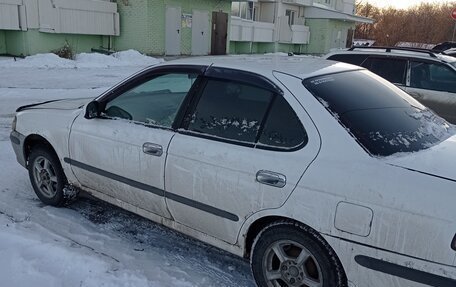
[0,0,24,31]
[277,16,310,44]
[281,0,313,6]
[290,25,310,44]
[230,17,274,42]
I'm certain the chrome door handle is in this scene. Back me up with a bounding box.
[143,143,163,156]
[256,170,286,188]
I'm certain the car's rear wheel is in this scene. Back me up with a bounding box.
[28,146,66,206]
[251,222,346,287]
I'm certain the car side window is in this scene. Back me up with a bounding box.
[258,95,308,149]
[104,73,197,128]
[362,57,407,85]
[410,61,456,93]
[187,79,274,143]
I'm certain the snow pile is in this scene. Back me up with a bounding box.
[0,50,163,69]
[75,52,123,68]
[0,53,75,69]
[113,49,164,66]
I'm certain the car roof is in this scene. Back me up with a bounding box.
[326,47,456,65]
[158,55,362,80]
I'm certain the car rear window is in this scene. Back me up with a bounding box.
[303,70,455,157]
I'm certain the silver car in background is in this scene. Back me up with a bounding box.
[325,47,456,124]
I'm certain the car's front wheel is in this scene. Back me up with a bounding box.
[28,146,67,206]
[251,222,346,287]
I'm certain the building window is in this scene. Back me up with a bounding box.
[231,1,255,20]
[325,0,331,4]
[285,10,296,25]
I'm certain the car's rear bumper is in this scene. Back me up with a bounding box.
[10,131,26,168]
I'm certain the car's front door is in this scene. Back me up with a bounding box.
[405,61,456,124]
[164,70,320,244]
[68,68,202,218]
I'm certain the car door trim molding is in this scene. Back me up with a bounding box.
[64,157,165,197]
[63,157,239,222]
[324,233,456,268]
[354,255,456,287]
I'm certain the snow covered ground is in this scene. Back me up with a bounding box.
[0,52,255,287]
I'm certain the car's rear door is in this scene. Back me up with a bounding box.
[361,56,408,88]
[405,61,456,124]
[68,66,204,218]
[164,68,320,244]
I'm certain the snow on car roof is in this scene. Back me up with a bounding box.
[159,55,361,79]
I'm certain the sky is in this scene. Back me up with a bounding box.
[360,0,454,9]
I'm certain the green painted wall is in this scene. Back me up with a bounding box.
[2,0,232,56]
[229,41,306,55]
[256,43,275,54]
[114,0,231,55]
[3,31,25,56]
[304,19,354,54]
[1,1,350,56]
[229,42,252,54]
[328,20,354,49]
[304,19,330,54]
[113,0,153,54]
[3,30,103,57]
[0,31,6,54]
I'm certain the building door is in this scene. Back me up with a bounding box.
[331,30,343,49]
[211,11,228,55]
[192,10,209,55]
[165,6,181,55]
[346,28,354,48]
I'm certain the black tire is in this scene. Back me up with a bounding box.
[28,145,67,206]
[251,221,347,287]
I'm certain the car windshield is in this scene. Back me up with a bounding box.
[303,70,455,157]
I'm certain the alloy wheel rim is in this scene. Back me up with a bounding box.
[32,156,58,198]
[262,240,323,287]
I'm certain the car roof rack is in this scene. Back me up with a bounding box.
[348,46,446,58]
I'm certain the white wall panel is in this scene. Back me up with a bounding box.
[37,0,59,32]
[252,22,274,42]
[59,9,116,35]
[24,0,39,28]
[0,0,21,4]
[35,0,119,35]
[0,0,21,30]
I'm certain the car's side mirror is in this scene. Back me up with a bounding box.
[84,101,100,119]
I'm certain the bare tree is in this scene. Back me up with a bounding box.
[355,1,456,46]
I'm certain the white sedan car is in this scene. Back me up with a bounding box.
[10,56,456,287]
